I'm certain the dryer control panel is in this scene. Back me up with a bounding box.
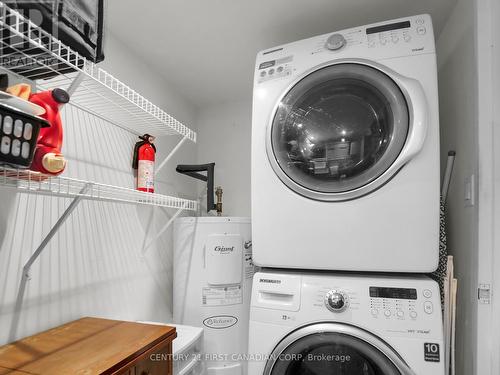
[314,15,433,54]
[255,14,436,82]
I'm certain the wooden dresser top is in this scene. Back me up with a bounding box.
[0,317,176,375]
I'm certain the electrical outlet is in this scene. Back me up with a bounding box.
[464,174,475,207]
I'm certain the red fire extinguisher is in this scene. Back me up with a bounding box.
[133,134,156,193]
[29,88,70,175]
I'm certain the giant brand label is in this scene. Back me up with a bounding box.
[213,245,235,254]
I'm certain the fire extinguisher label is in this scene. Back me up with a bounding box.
[138,160,154,190]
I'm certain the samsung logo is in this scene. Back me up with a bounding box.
[412,47,424,52]
[259,278,282,284]
[203,316,238,329]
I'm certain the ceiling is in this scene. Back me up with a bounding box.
[107,0,457,108]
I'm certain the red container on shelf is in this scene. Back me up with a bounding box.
[133,134,156,193]
[29,88,70,175]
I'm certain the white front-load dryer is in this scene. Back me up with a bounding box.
[248,270,445,375]
[251,15,440,272]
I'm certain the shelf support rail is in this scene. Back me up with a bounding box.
[22,183,91,280]
[141,204,187,256]
[65,72,86,97]
[9,183,91,342]
[155,135,189,176]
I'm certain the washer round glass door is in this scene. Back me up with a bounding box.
[269,63,409,201]
[264,323,412,375]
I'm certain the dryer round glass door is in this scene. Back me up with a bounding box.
[264,323,413,375]
[269,63,409,201]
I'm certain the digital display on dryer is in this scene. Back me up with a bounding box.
[369,287,417,300]
[366,21,411,34]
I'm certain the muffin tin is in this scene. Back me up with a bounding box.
[0,102,49,168]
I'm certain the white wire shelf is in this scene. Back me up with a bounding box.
[0,2,196,141]
[0,166,197,211]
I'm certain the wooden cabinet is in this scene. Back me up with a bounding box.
[0,317,176,375]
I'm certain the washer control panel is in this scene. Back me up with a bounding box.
[369,286,435,321]
[251,272,442,339]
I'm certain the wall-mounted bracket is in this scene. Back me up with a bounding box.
[22,183,91,281]
[155,135,189,176]
[9,183,91,342]
[66,71,86,97]
[176,163,216,212]
[141,205,186,256]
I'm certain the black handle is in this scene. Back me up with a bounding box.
[176,163,216,212]
[0,74,8,91]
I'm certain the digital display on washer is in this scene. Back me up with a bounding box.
[366,21,411,35]
[369,287,417,300]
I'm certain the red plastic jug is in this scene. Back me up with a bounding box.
[29,88,70,175]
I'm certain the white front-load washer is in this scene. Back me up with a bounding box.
[251,15,440,272]
[248,270,445,375]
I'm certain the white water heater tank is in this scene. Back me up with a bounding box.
[173,217,253,375]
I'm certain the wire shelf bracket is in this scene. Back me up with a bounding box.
[141,205,186,256]
[22,183,91,281]
[155,134,189,176]
[9,183,89,343]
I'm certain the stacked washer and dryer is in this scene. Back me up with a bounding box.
[249,15,445,375]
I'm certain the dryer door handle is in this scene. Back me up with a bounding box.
[392,73,429,169]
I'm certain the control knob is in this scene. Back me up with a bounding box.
[325,290,349,312]
[325,33,347,51]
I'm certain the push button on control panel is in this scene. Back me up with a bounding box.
[423,289,432,298]
[424,301,433,314]
[417,26,426,35]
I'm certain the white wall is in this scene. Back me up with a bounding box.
[195,98,252,217]
[436,0,478,374]
[489,1,500,371]
[475,0,500,373]
[0,33,198,344]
